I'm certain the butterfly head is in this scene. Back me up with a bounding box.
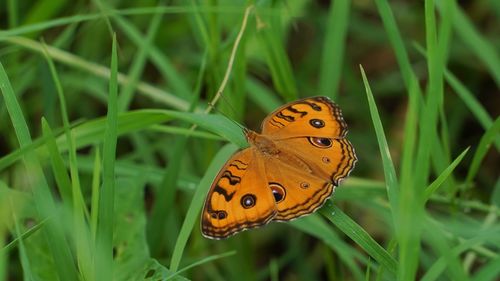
[243,128,256,141]
[244,129,280,155]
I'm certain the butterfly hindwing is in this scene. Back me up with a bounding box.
[264,155,334,221]
[263,136,355,220]
[276,137,357,185]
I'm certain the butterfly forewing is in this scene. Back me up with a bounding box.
[201,148,277,239]
[261,96,348,139]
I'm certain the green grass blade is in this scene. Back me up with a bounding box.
[169,143,239,272]
[359,66,399,218]
[319,202,398,275]
[42,40,94,279]
[117,6,162,111]
[149,125,223,140]
[112,13,192,100]
[147,137,188,256]
[424,147,469,200]
[0,62,79,280]
[466,117,500,185]
[1,110,243,169]
[95,34,119,280]
[399,77,420,210]
[472,255,500,281]
[421,228,499,281]
[423,218,469,281]
[269,258,279,281]
[23,0,66,31]
[246,77,282,113]
[3,36,190,110]
[445,70,500,150]
[10,199,34,281]
[291,215,365,280]
[1,229,7,279]
[40,118,73,207]
[374,0,420,90]
[438,1,500,88]
[90,0,115,37]
[91,147,101,241]
[6,0,18,27]
[257,7,297,101]
[319,0,351,99]
[373,1,423,193]
[166,251,236,280]
[0,217,47,254]
[413,42,500,150]
[436,0,453,66]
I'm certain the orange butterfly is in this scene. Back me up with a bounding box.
[201,96,357,239]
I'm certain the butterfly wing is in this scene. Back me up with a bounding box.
[201,148,277,239]
[202,96,356,238]
[266,136,356,221]
[261,96,348,139]
[265,156,334,221]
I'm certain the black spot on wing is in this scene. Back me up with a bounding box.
[276,112,295,122]
[286,105,308,117]
[221,170,242,185]
[229,163,246,170]
[299,100,322,111]
[213,185,235,202]
[233,159,248,167]
[270,118,286,128]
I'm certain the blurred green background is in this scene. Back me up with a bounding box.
[0,0,499,280]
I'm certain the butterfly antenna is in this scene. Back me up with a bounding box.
[219,93,245,119]
[207,101,247,132]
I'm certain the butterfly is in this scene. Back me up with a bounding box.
[201,96,357,239]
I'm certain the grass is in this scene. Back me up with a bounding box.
[1,1,499,280]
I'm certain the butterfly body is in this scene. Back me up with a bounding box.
[246,130,280,156]
[201,96,357,239]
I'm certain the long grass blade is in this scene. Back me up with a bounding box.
[318,0,351,99]
[424,147,469,200]
[166,251,236,280]
[94,34,119,280]
[169,144,238,272]
[117,5,163,111]
[2,36,190,110]
[359,66,399,219]
[466,117,500,185]
[0,62,79,280]
[319,202,398,275]
[438,1,500,88]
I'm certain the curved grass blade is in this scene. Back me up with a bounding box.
[0,61,79,281]
[169,144,239,272]
[166,250,236,280]
[1,110,243,171]
[424,147,469,200]
[466,117,500,185]
[319,201,398,275]
[359,66,399,219]
[0,217,47,254]
[291,215,365,280]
